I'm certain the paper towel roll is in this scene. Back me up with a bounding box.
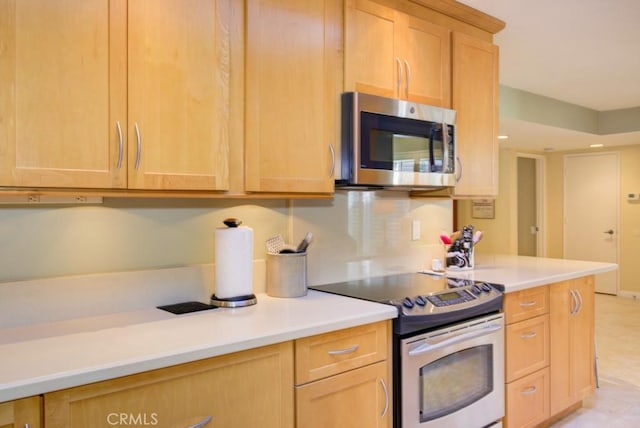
[215,225,254,298]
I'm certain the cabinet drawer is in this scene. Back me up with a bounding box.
[295,321,389,384]
[504,286,549,324]
[505,367,550,428]
[506,315,549,382]
[295,361,390,428]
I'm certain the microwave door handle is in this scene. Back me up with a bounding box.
[428,125,435,172]
[442,122,449,173]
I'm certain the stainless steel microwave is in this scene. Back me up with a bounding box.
[338,92,457,189]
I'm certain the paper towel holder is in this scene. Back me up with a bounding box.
[211,218,257,308]
[210,293,257,308]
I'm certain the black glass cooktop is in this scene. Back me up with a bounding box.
[310,272,477,304]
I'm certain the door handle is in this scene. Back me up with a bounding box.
[603,230,614,235]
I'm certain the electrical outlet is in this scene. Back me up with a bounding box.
[411,220,421,241]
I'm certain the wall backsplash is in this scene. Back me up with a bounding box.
[0,191,452,327]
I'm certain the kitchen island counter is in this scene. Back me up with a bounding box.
[0,290,396,403]
[446,254,617,292]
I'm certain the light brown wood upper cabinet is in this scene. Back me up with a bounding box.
[0,0,230,191]
[344,0,451,107]
[0,0,126,189]
[127,0,229,191]
[244,0,341,193]
[451,31,499,197]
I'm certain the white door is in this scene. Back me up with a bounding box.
[564,152,619,294]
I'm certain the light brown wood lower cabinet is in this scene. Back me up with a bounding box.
[0,396,42,428]
[295,320,392,428]
[296,361,390,428]
[505,367,550,428]
[44,342,294,428]
[549,276,595,415]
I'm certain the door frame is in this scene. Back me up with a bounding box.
[562,151,620,295]
[516,153,546,257]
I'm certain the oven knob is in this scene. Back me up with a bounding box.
[402,297,415,309]
[472,285,482,295]
[481,283,492,292]
[415,295,427,306]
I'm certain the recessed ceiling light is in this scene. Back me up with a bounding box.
[590,144,604,148]
[543,147,555,152]
[497,135,509,140]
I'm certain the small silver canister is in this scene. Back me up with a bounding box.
[266,252,307,298]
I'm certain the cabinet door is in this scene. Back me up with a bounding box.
[549,277,595,416]
[451,32,499,197]
[127,0,230,191]
[44,343,294,428]
[398,14,451,107]
[245,0,340,193]
[0,396,42,428]
[344,0,397,98]
[0,0,127,188]
[296,361,390,428]
[571,276,596,400]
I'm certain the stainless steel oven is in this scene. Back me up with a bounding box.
[311,273,505,428]
[400,313,504,428]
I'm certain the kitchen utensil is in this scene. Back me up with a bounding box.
[439,234,452,245]
[266,234,285,254]
[295,232,313,253]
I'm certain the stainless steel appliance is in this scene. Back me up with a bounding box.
[338,92,457,189]
[311,273,505,428]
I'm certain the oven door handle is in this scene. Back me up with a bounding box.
[408,323,502,356]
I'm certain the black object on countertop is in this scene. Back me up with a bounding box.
[157,301,217,315]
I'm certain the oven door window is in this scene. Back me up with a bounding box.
[419,345,493,422]
[360,111,443,173]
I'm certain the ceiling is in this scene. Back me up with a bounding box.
[456,0,640,152]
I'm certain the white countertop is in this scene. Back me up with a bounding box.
[446,254,618,292]
[0,255,618,404]
[0,291,396,403]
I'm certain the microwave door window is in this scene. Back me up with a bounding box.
[360,112,432,171]
[392,135,430,172]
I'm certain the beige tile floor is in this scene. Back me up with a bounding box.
[551,294,640,427]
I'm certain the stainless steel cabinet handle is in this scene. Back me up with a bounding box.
[134,122,142,170]
[404,59,411,98]
[519,300,537,307]
[520,386,538,395]
[380,378,389,418]
[569,289,578,316]
[186,416,213,428]
[455,156,463,183]
[116,121,124,169]
[396,57,403,97]
[327,344,359,355]
[329,144,335,178]
[575,289,584,314]
[520,332,537,339]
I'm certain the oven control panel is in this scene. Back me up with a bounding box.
[395,282,502,315]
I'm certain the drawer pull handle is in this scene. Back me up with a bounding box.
[519,300,537,307]
[520,386,538,396]
[327,344,359,355]
[520,332,537,339]
[380,378,389,418]
[186,416,213,428]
